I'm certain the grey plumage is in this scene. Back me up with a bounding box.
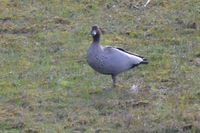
[87,25,148,87]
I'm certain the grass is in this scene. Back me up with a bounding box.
[0,0,200,132]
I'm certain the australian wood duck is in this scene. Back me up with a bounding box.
[87,25,148,87]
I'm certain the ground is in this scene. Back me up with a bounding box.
[0,0,200,132]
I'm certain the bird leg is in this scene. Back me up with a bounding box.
[111,75,116,88]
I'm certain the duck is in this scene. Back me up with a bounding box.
[87,25,148,87]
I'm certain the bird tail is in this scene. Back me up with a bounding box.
[141,59,148,64]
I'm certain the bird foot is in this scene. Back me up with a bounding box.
[112,84,116,88]
[102,87,112,91]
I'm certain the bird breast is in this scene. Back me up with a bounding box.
[87,48,110,74]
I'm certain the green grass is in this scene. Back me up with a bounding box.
[0,0,200,132]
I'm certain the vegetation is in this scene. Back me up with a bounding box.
[0,0,199,132]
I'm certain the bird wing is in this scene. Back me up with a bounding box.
[115,47,144,58]
[104,46,146,59]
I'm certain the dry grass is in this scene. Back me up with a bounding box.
[0,0,200,132]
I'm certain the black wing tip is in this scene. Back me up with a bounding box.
[131,60,148,68]
[141,60,148,64]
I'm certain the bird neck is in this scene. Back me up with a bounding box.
[92,34,100,43]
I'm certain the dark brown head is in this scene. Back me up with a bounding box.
[91,25,101,36]
[91,25,102,43]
